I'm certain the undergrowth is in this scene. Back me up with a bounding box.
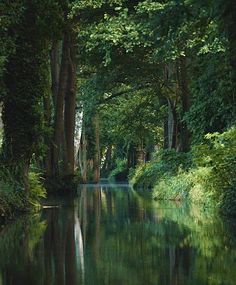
[130,127,236,216]
[0,171,46,221]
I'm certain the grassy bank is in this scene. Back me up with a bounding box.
[0,172,46,222]
[131,127,236,216]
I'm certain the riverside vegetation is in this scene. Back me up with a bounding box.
[131,127,236,215]
[0,0,236,218]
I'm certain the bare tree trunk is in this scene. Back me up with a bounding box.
[64,32,77,177]
[52,31,70,176]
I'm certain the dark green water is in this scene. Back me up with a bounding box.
[1,184,236,285]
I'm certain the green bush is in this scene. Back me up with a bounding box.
[152,127,236,215]
[28,172,46,209]
[0,171,46,220]
[194,127,236,215]
[130,161,160,189]
[153,167,215,206]
[130,150,191,189]
[153,171,192,201]
[108,159,128,181]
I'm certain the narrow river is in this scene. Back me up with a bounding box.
[0,183,236,285]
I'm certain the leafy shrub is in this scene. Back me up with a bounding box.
[188,167,215,206]
[153,171,192,201]
[28,172,46,209]
[153,167,215,206]
[131,150,192,189]
[152,127,236,215]
[130,161,160,189]
[108,159,128,181]
[194,126,236,215]
[0,171,46,220]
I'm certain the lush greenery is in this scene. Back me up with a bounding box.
[131,150,191,189]
[132,127,236,215]
[0,170,46,221]
[0,0,236,217]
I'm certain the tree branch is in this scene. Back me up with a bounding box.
[99,83,151,104]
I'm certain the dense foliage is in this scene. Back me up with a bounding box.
[0,0,236,216]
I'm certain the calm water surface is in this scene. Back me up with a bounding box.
[1,183,236,285]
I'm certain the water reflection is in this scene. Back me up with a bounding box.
[0,215,46,285]
[1,184,236,285]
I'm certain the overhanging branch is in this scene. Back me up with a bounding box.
[99,83,151,104]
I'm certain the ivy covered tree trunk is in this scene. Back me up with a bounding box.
[2,1,50,190]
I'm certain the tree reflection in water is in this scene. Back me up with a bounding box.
[1,184,236,285]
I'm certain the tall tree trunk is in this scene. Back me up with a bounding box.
[227,4,236,101]
[50,41,60,108]
[127,144,137,168]
[171,104,178,150]
[52,31,70,177]
[163,116,169,149]
[177,56,191,152]
[0,104,3,137]
[93,113,100,183]
[102,145,112,174]
[43,92,53,177]
[136,141,145,165]
[167,99,178,150]
[64,32,77,177]
[218,0,236,89]
[74,110,83,169]
[79,127,87,183]
[42,41,60,179]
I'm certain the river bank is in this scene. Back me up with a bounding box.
[130,127,236,216]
